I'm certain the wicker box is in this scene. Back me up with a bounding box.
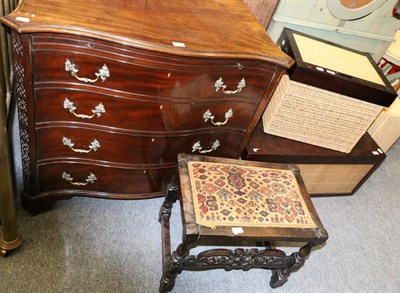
[263,74,383,153]
[244,121,386,196]
[263,29,397,153]
[368,98,400,153]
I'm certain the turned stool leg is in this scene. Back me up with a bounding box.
[270,243,315,288]
[288,243,315,273]
[159,174,179,222]
[160,232,198,293]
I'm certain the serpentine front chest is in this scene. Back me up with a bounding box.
[1,0,292,213]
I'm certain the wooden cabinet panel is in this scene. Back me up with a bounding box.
[35,88,258,132]
[32,36,274,101]
[243,0,279,28]
[36,126,244,164]
[38,161,173,195]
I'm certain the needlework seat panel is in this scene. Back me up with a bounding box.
[188,161,317,230]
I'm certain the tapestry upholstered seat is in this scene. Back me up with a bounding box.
[159,153,328,292]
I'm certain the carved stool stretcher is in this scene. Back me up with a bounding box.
[159,153,328,292]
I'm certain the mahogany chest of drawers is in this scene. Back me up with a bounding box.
[1,0,292,213]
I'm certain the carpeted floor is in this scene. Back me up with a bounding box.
[1,114,399,292]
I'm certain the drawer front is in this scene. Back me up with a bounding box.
[38,162,173,194]
[35,88,258,131]
[36,126,244,164]
[32,36,275,101]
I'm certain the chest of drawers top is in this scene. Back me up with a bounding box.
[1,0,292,67]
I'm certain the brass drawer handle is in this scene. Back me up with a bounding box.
[62,137,101,153]
[62,171,97,186]
[65,58,110,83]
[215,77,246,95]
[63,98,106,119]
[203,108,233,126]
[192,139,220,154]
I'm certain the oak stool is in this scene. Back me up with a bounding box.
[159,154,328,292]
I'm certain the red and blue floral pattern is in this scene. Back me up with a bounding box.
[188,162,316,229]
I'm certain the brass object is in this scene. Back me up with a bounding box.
[0,0,22,257]
[214,77,246,95]
[0,234,23,257]
[203,108,233,126]
[0,106,23,256]
[62,136,101,153]
[64,58,110,83]
[62,171,97,186]
[63,98,106,119]
[192,139,220,153]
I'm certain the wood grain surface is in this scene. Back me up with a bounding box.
[1,0,292,66]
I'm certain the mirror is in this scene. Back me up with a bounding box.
[326,0,389,20]
[339,0,377,9]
